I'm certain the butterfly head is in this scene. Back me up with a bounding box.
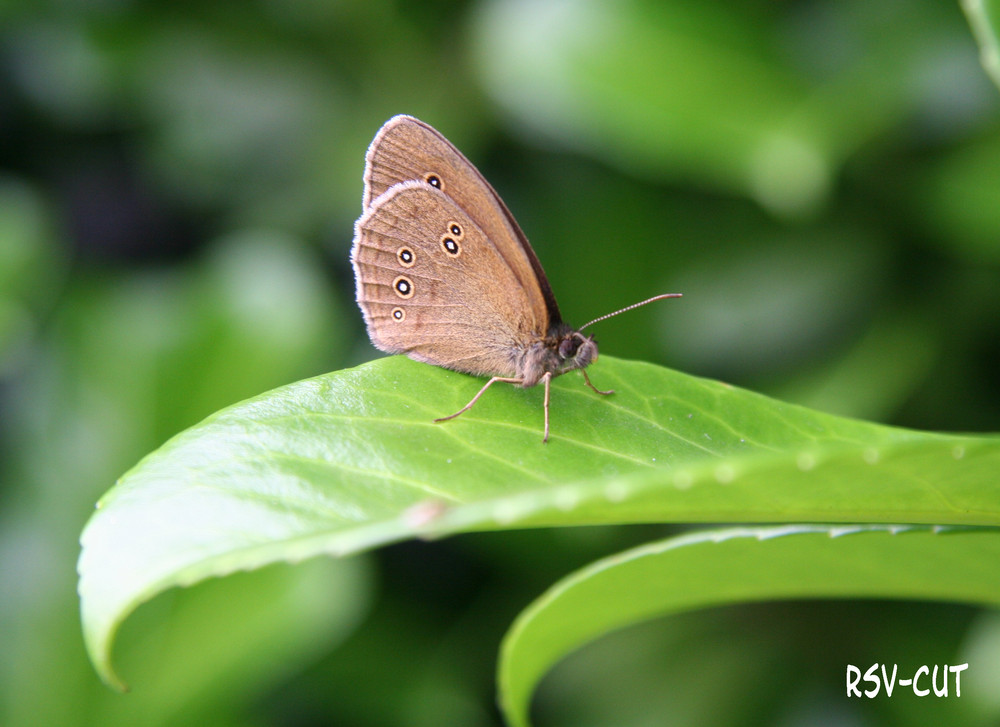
[517,328,598,387]
[556,330,598,373]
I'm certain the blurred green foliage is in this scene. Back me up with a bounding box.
[2,0,998,725]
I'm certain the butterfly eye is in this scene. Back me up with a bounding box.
[393,275,414,299]
[440,236,461,256]
[425,173,443,190]
[558,337,580,359]
[397,247,416,267]
[391,307,405,321]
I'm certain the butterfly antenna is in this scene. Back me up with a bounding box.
[580,293,682,331]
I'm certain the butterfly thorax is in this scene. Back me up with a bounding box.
[515,326,598,388]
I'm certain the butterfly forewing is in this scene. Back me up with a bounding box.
[362,115,560,330]
[353,181,539,378]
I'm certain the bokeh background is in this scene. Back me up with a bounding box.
[2,1,999,725]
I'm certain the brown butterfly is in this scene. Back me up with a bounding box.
[351,115,679,441]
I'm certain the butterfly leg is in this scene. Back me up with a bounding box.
[542,371,552,443]
[434,376,522,425]
[582,369,614,396]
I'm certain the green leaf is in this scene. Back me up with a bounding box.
[471,0,919,217]
[98,557,372,726]
[963,0,1000,90]
[497,524,1000,727]
[78,356,1000,688]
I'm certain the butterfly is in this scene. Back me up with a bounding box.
[351,115,679,441]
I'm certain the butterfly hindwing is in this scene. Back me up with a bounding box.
[352,181,540,378]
